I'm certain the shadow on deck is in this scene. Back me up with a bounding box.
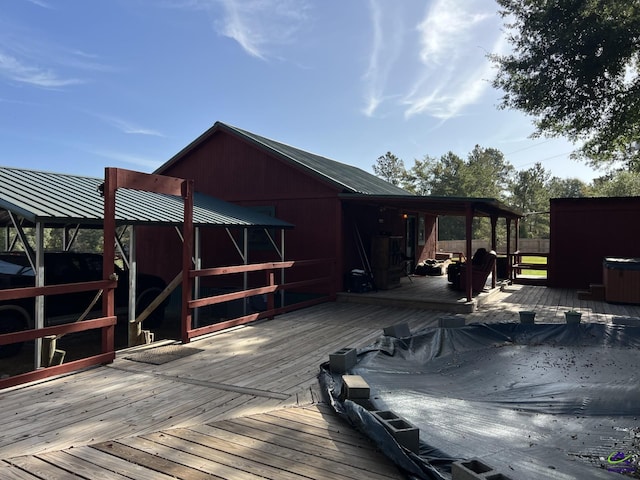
[336,274,504,313]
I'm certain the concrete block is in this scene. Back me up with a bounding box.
[329,347,357,373]
[383,323,411,338]
[452,459,494,480]
[372,410,420,454]
[341,375,370,400]
[438,316,465,328]
[484,474,514,480]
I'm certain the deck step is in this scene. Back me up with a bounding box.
[578,284,606,301]
[590,284,606,300]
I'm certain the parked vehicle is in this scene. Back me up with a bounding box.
[0,251,168,358]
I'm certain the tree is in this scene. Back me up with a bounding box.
[590,170,640,196]
[510,163,552,238]
[547,177,589,198]
[405,147,515,240]
[372,152,406,186]
[492,0,640,171]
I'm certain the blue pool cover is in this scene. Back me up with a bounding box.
[319,322,640,479]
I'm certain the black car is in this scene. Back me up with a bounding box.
[0,251,168,357]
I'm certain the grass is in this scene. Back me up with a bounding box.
[519,255,547,277]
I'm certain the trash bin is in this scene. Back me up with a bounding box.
[603,257,640,304]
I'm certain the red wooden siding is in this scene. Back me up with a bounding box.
[548,197,640,289]
[137,130,342,293]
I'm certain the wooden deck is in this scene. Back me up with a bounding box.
[1,282,640,479]
[337,274,503,312]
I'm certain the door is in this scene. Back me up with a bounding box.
[405,215,416,274]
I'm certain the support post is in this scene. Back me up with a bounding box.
[181,179,194,344]
[490,215,498,289]
[465,204,474,302]
[34,221,44,369]
[506,218,512,282]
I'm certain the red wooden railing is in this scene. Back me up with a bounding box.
[0,279,118,389]
[183,258,335,341]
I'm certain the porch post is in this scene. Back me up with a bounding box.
[490,216,498,289]
[506,218,512,282]
[465,203,473,302]
[181,179,194,344]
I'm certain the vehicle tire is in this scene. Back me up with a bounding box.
[136,287,165,329]
[0,311,27,358]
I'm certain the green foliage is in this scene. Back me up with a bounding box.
[590,170,640,196]
[547,177,590,198]
[492,0,640,171]
[372,148,638,243]
[511,163,551,238]
[372,151,406,186]
[403,146,515,240]
[2,226,126,253]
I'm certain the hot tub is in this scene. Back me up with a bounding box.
[603,257,640,304]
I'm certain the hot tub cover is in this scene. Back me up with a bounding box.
[319,322,640,479]
[604,257,640,270]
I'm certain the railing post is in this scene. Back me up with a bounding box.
[267,270,275,319]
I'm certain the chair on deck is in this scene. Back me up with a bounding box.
[448,248,497,293]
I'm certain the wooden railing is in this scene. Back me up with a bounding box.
[510,251,548,282]
[0,279,118,389]
[183,258,335,342]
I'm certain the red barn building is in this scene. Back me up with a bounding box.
[548,196,640,291]
[138,122,520,300]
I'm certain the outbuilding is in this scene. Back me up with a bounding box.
[147,121,522,301]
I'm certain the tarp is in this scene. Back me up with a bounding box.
[319,322,640,479]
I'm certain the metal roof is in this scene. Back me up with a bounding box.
[0,166,293,229]
[340,193,523,219]
[157,121,412,196]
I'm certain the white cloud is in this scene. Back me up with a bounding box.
[362,0,405,117]
[219,0,310,59]
[95,114,164,137]
[361,1,503,122]
[165,0,310,60]
[0,50,83,88]
[23,0,52,8]
[404,1,501,120]
[417,0,491,66]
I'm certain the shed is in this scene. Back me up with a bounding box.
[150,121,522,300]
[548,196,640,289]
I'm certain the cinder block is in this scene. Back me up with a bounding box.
[329,347,357,373]
[383,323,411,338]
[372,410,420,454]
[484,473,514,480]
[452,459,494,480]
[438,316,465,328]
[341,375,370,400]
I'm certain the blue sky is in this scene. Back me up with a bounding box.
[1,0,601,182]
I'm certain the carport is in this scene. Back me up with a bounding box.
[0,166,293,388]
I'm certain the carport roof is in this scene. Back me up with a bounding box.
[0,166,293,229]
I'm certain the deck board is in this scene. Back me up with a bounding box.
[1,281,640,479]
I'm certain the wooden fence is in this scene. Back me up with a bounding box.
[437,239,550,255]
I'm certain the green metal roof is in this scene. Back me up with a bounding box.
[157,121,412,196]
[0,166,293,229]
[340,193,523,219]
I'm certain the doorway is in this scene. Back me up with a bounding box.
[405,215,416,274]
